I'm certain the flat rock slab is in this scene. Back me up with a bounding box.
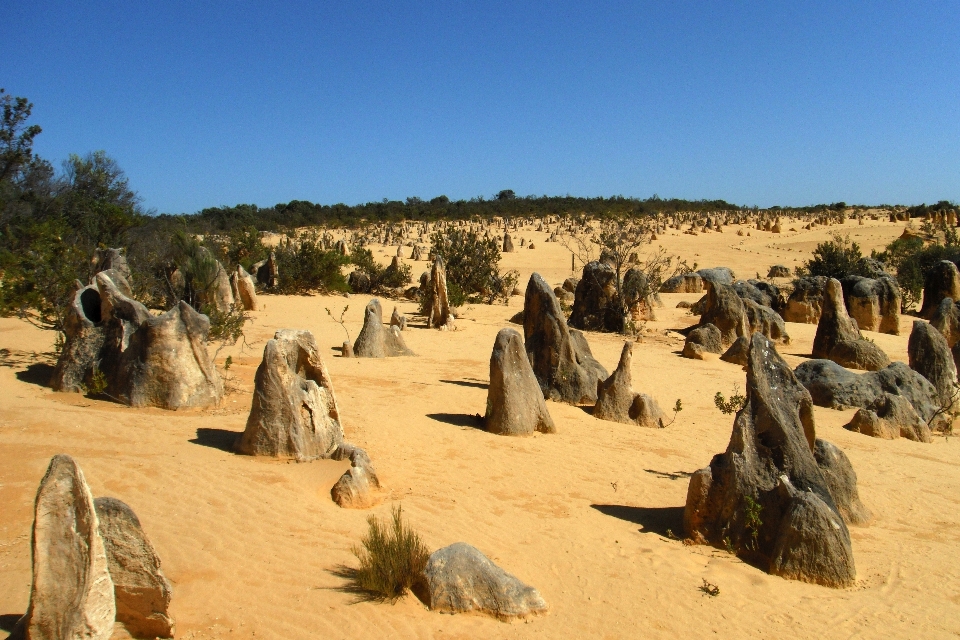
[422,543,548,621]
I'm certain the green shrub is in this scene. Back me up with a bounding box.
[799,233,867,280]
[274,232,349,294]
[349,243,412,292]
[874,224,960,312]
[428,228,516,304]
[348,505,429,601]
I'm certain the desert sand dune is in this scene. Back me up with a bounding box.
[2,218,959,639]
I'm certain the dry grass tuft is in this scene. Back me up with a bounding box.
[343,504,430,601]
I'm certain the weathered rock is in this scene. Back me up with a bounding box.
[684,334,857,588]
[422,543,548,620]
[252,252,278,288]
[768,477,856,588]
[920,260,960,319]
[697,267,736,286]
[348,270,372,294]
[236,330,344,460]
[230,265,259,311]
[907,320,958,409]
[660,273,703,293]
[813,440,872,525]
[743,299,790,344]
[794,359,946,430]
[390,307,407,331]
[354,299,415,357]
[827,339,891,372]
[930,297,960,348]
[594,342,665,427]
[784,276,827,324]
[503,233,515,252]
[422,257,454,330]
[682,323,722,360]
[733,280,785,314]
[12,455,115,640]
[485,328,556,435]
[562,277,579,293]
[569,261,624,333]
[839,275,900,335]
[768,265,791,278]
[812,279,860,358]
[94,498,174,638]
[523,273,608,404]
[720,335,750,365]
[330,443,383,509]
[198,256,235,312]
[411,244,424,261]
[843,393,932,442]
[699,281,750,346]
[50,282,106,393]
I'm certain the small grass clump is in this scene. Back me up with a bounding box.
[349,505,429,601]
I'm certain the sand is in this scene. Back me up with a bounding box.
[2,217,959,639]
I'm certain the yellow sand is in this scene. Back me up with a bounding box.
[2,217,959,639]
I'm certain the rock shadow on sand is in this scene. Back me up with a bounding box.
[426,413,484,430]
[190,428,242,452]
[591,504,684,537]
[439,379,489,389]
[0,614,23,633]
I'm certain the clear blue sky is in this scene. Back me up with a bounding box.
[2,1,958,213]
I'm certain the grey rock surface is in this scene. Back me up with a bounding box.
[485,328,556,436]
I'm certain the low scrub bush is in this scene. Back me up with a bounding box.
[274,231,349,294]
[428,228,517,304]
[348,505,429,601]
[349,243,412,293]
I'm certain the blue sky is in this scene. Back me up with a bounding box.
[2,1,958,213]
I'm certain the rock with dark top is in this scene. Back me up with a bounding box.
[733,280,785,314]
[794,359,947,431]
[569,260,624,333]
[594,342,665,427]
[94,497,174,639]
[813,440,872,525]
[422,543,548,620]
[784,276,828,324]
[930,297,960,348]
[829,339,891,371]
[348,270,372,294]
[423,257,455,330]
[812,278,861,358]
[252,252,278,288]
[562,277,579,293]
[503,233,515,252]
[523,273,608,404]
[484,328,556,436]
[920,260,960,319]
[843,393,932,442]
[699,281,750,346]
[839,275,901,335]
[684,333,858,588]
[236,330,344,460]
[353,299,415,357]
[907,320,958,409]
[743,299,790,344]
[682,323,722,360]
[330,443,383,509]
[720,335,750,365]
[11,455,115,640]
[697,267,736,286]
[660,273,703,293]
[768,264,791,278]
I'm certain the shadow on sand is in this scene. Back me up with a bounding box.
[590,504,684,537]
[439,379,488,390]
[190,428,242,453]
[426,413,485,430]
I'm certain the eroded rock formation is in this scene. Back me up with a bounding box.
[485,328,556,436]
[594,342,665,427]
[354,299,415,357]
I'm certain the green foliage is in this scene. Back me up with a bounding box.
[203,303,249,346]
[800,233,866,280]
[348,505,429,601]
[874,224,960,312]
[274,232,350,294]
[428,228,516,304]
[84,365,108,397]
[714,387,746,415]
[349,244,412,292]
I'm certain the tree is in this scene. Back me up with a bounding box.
[60,151,144,250]
[0,89,43,183]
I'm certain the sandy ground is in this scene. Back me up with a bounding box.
[2,217,960,639]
